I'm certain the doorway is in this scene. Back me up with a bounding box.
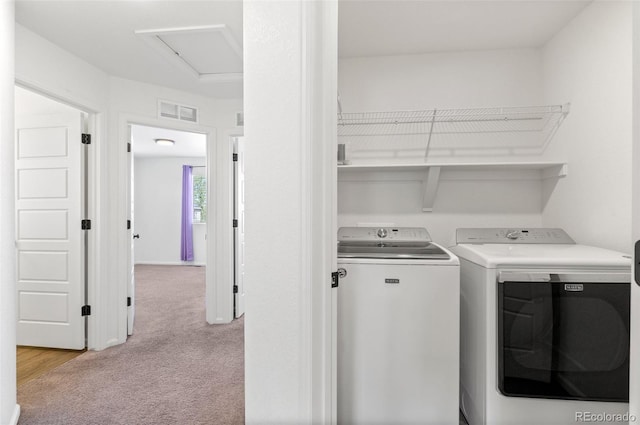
[14,86,90,351]
[128,124,208,333]
[14,85,93,387]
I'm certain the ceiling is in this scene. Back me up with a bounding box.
[16,0,243,99]
[339,1,592,58]
[131,124,206,158]
[15,1,592,100]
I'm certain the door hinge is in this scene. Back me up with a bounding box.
[233,285,238,294]
[82,219,92,230]
[233,219,238,228]
[127,220,131,230]
[331,271,339,288]
[81,133,91,145]
[81,305,91,316]
[232,153,238,162]
[127,143,131,153]
[127,297,132,307]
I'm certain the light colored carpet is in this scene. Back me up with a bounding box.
[18,265,244,425]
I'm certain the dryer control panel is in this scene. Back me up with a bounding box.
[338,227,431,243]
[456,228,575,244]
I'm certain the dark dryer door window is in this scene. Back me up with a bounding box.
[498,276,630,402]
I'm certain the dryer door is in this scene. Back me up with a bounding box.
[498,273,630,402]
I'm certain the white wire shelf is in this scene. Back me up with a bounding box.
[337,104,570,160]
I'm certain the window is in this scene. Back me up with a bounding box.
[193,169,207,223]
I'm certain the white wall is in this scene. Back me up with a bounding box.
[339,173,545,247]
[338,49,546,246]
[109,77,242,127]
[244,1,338,422]
[0,3,19,424]
[15,24,109,111]
[244,2,306,420]
[134,156,207,265]
[339,48,542,112]
[541,0,632,253]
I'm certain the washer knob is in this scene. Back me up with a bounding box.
[376,228,388,238]
[506,230,521,240]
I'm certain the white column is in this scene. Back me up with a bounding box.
[243,1,337,423]
[0,1,19,424]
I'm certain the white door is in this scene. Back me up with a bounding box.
[234,136,246,318]
[127,124,135,335]
[15,112,86,349]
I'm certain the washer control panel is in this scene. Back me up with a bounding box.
[456,228,575,244]
[338,227,432,243]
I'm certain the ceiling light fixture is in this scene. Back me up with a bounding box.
[155,138,175,146]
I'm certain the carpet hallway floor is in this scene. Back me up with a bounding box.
[17,265,244,425]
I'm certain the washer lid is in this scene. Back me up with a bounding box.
[450,243,631,269]
[338,241,450,260]
[338,227,449,259]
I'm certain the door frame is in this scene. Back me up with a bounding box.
[227,131,244,319]
[206,127,236,324]
[119,114,233,335]
[14,80,100,350]
[307,2,338,420]
[630,1,640,420]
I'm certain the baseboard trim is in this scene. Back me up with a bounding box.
[9,404,20,425]
[207,317,233,325]
[134,261,206,267]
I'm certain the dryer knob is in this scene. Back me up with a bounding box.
[376,228,388,238]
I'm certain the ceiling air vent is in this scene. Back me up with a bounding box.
[158,100,199,124]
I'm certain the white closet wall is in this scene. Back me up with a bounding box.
[541,0,632,253]
[339,48,542,112]
[338,2,633,251]
[338,48,545,246]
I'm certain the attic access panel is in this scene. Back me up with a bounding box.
[136,25,243,82]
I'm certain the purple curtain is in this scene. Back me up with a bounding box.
[180,165,194,261]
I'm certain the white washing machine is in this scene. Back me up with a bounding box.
[450,228,632,425]
[337,227,460,425]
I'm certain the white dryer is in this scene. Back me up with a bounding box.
[337,227,460,425]
[450,228,632,425]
